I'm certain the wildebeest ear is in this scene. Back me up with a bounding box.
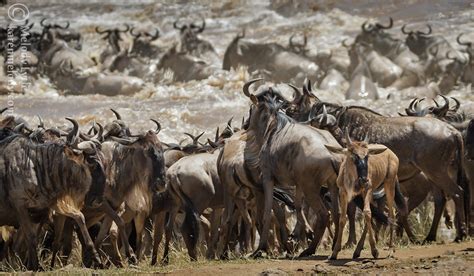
[64,147,84,161]
[368,145,387,155]
[325,144,346,154]
[250,94,258,105]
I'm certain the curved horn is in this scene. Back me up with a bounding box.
[77,141,97,154]
[227,117,233,128]
[130,27,141,37]
[119,24,130,33]
[418,24,432,35]
[401,24,410,35]
[214,127,220,142]
[146,28,160,40]
[0,107,7,115]
[40,18,50,28]
[110,136,138,145]
[287,83,302,99]
[93,122,104,141]
[13,123,25,133]
[243,78,263,98]
[450,97,461,112]
[289,34,296,47]
[59,21,70,29]
[376,17,393,29]
[110,109,122,120]
[194,17,205,33]
[150,119,161,134]
[95,26,108,34]
[173,19,185,30]
[457,33,471,47]
[432,95,449,117]
[446,50,457,60]
[361,21,373,32]
[342,38,352,48]
[37,115,44,129]
[65,117,79,145]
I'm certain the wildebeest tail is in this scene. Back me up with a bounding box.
[394,180,409,216]
[180,190,200,255]
[273,187,295,210]
[455,133,470,231]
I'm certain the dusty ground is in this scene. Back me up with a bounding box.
[164,240,474,275]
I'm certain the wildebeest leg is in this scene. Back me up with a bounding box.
[425,187,446,243]
[292,188,313,249]
[235,199,252,254]
[272,201,291,254]
[329,189,348,260]
[444,200,455,229]
[218,199,237,259]
[100,202,137,264]
[60,219,74,263]
[384,178,397,258]
[162,207,178,265]
[16,208,39,270]
[151,211,166,265]
[207,208,223,260]
[51,215,66,268]
[134,212,147,261]
[299,186,329,258]
[364,188,378,259]
[353,223,368,259]
[344,201,357,249]
[250,176,274,258]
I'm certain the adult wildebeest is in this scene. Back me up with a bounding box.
[129,27,161,58]
[223,31,319,84]
[243,79,342,257]
[173,18,216,57]
[326,133,398,260]
[40,18,81,50]
[158,46,215,82]
[0,118,105,270]
[96,24,131,65]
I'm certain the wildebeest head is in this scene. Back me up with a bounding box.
[355,17,393,46]
[173,17,206,53]
[40,18,81,50]
[64,118,106,207]
[111,119,166,193]
[96,24,130,53]
[325,132,387,188]
[288,33,308,55]
[402,24,433,57]
[130,27,160,57]
[286,79,320,121]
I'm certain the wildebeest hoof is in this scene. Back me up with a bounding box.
[328,254,338,260]
[372,249,379,259]
[128,254,138,265]
[343,242,356,249]
[250,250,265,259]
[352,251,361,259]
[298,248,314,258]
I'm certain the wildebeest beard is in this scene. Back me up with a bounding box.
[84,152,106,207]
[147,144,166,192]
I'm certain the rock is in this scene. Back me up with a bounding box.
[314,264,329,274]
[261,268,288,276]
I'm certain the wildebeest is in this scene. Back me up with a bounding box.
[157,46,215,82]
[129,27,161,58]
[40,18,81,50]
[173,18,216,57]
[243,79,342,257]
[96,24,131,65]
[326,133,398,260]
[0,118,105,270]
[223,31,319,84]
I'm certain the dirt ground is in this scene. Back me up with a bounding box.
[166,240,474,275]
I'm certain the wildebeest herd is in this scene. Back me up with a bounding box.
[0,13,473,271]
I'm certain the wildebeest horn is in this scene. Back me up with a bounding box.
[93,122,104,141]
[65,117,79,145]
[130,27,140,37]
[184,132,204,145]
[287,83,302,99]
[446,51,457,61]
[376,17,393,30]
[119,24,130,33]
[241,117,245,129]
[110,109,122,120]
[13,123,25,133]
[457,33,471,47]
[342,39,352,48]
[0,107,8,115]
[418,24,432,35]
[207,138,218,148]
[173,19,185,30]
[37,115,44,129]
[191,17,205,33]
[227,117,233,128]
[214,127,220,142]
[362,21,373,32]
[432,95,449,117]
[95,26,108,34]
[77,141,97,154]
[344,129,352,145]
[243,78,263,97]
[401,24,410,35]
[110,136,138,145]
[146,29,160,40]
[58,21,70,29]
[450,97,460,112]
[40,18,50,28]
[302,78,312,95]
[150,119,161,134]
